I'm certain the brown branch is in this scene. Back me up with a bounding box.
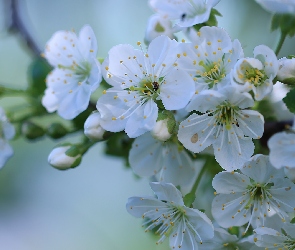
[8,0,41,56]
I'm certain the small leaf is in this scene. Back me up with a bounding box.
[283,88,295,113]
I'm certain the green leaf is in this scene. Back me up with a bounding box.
[271,14,295,37]
[281,77,295,86]
[283,88,295,113]
[192,8,222,31]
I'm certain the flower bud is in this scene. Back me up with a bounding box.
[151,119,172,141]
[277,57,295,85]
[21,121,45,140]
[48,144,81,170]
[46,123,67,139]
[144,14,175,45]
[84,112,106,140]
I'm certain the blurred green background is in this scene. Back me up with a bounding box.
[0,1,294,250]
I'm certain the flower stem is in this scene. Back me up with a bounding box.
[275,31,287,56]
[184,156,214,207]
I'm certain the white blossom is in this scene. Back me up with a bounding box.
[126,182,214,249]
[255,0,295,14]
[277,57,295,82]
[198,228,255,250]
[149,0,221,28]
[268,131,295,169]
[97,35,195,138]
[231,45,278,100]
[129,132,199,188]
[178,26,244,93]
[178,86,264,170]
[254,223,295,249]
[43,25,102,119]
[0,107,15,168]
[144,14,176,45]
[212,155,295,231]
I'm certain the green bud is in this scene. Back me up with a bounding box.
[21,121,45,140]
[46,123,68,139]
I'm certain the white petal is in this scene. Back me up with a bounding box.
[129,133,164,176]
[186,89,225,113]
[240,154,283,183]
[160,144,198,188]
[237,110,264,139]
[160,68,194,110]
[178,113,216,153]
[42,88,59,113]
[212,172,251,193]
[126,196,166,217]
[78,25,98,60]
[268,132,295,168]
[214,128,254,171]
[44,30,82,67]
[150,182,184,205]
[253,45,278,77]
[125,99,158,138]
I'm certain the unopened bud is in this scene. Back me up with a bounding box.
[47,123,67,139]
[22,121,45,140]
[277,57,295,85]
[48,144,81,170]
[151,119,172,141]
[84,112,106,140]
[144,14,175,45]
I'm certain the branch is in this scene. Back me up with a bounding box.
[8,0,41,56]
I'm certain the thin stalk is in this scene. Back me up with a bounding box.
[275,32,287,56]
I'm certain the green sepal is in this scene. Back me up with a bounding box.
[271,14,295,37]
[287,55,295,59]
[70,156,82,169]
[192,8,222,31]
[46,123,68,139]
[21,121,45,140]
[283,88,295,113]
[183,192,196,207]
[155,22,165,32]
[227,227,240,237]
[290,217,295,223]
[65,145,80,157]
[157,110,176,135]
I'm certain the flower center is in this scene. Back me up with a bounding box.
[244,66,267,87]
[214,102,239,130]
[198,59,226,88]
[58,61,92,83]
[129,78,161,100]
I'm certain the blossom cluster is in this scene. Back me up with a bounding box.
[1,0,295,249]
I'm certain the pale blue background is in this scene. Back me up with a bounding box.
[0,1,294,249]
